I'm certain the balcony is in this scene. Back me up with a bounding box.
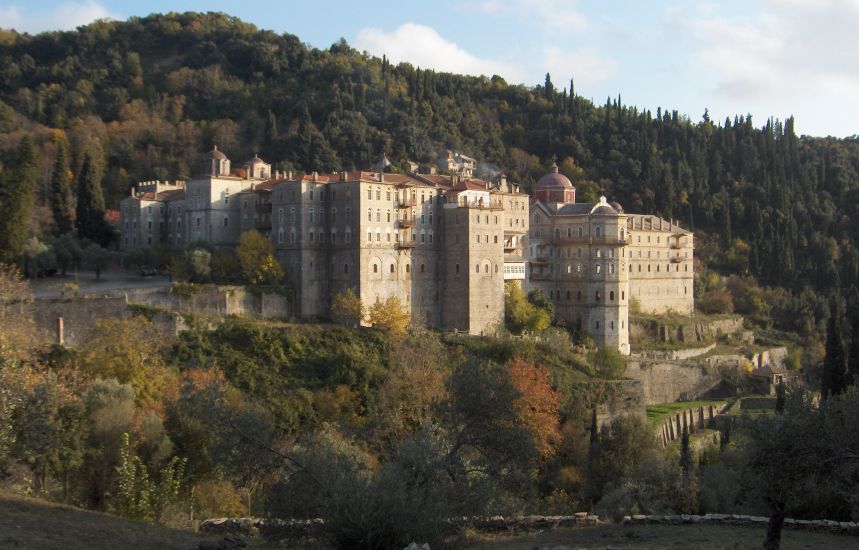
[397,197,416,208]
[256,202,272,214]
[398,218,415,228]
[396,241,416,249]
[670,256,683,263]
[670,242,683,249]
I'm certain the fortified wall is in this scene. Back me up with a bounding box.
[24,286,293,345]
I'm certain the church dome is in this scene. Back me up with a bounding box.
[245,154,266,165]
[535,162,573,190]
[207,146,227,160]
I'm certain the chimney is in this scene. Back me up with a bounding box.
[312,171,318,182]
[288,170,293,180]
[499,173,507,189]
[340,171,347,182]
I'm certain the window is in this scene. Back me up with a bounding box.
[376,190,381,200]
[475,264,480,273]
[224,218,228,227]
[344,263,349,274]
[455,264,460,274]
[622,291,625,300]
[596,291,601,301]
[367,189,372,199]
[578,227,583,237]
[406,264,410,273]
[376,210,380,222]
[373,264,378,273]
[595,226,602,237]
[368,209,372,221]
[577,290,582,301]
[610,291,615,301]
[421,264,425,273]
[390,264,395,273]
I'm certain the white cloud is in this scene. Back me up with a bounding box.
[354,23,526,81]
[675,1,859,134]
[542,46,617,88]
[0,1,118,34]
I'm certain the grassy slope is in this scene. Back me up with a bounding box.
[0,492,218,550]
[646,401,727,426]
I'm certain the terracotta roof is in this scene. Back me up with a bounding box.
[104,209,120,224]
[535,162,573,190]
[453,179,487,191]
[157,189,185,201]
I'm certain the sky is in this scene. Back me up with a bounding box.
[0,0,857,138]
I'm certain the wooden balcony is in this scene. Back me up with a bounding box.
[398,218,415,228]
[396,241,416,249]
[397,197,416,208]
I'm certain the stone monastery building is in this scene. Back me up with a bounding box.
[120,149,693,354]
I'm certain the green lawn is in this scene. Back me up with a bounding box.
[646,401,728,427]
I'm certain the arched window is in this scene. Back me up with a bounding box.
[566,290,571,300]
[406,264,410,273]
[596,291,601,301]
[610,291,615,301]
[373,264,378,273]
[475,264,480,273]
[555,228,561,239]
[578,226,583,237]
[595,264,601,274]
[595,226,602,237]
[390,264,395,273]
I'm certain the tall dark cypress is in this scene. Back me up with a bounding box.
[847,290,859,386]
[50,135,75,235]
[75,151,106,243]
[822,294,848,401]
[0,136,38,263]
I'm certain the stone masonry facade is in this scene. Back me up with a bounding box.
[120,150,693,345]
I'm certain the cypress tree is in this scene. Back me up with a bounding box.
[0,136,39,263]
[848,290,859,386]
[50,135,75,235]
[75,151,106,244]
[822,294,848,401]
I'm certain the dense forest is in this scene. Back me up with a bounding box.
[0,12,858,298]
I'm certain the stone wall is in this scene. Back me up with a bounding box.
[655,403,727,447]
[623,513,859,535]
[28,296,131,345]
[626,361,723,405]
[591,379,647,428]
[631,316,744,344]
[24,286,293,345]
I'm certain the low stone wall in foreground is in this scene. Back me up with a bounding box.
[200,513,603,538]
[623,513,859,535]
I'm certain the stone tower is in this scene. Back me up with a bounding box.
[441,181,505,334]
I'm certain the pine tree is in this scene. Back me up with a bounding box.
[50,134,75,235]
[0,136,39,263]
[822,294,848,401]
[75,152,107,243]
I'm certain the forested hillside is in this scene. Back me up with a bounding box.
[1,12,859,315]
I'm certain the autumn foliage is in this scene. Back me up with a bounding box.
[506,357,561,458]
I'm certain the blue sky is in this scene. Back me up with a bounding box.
[1,0,857,138]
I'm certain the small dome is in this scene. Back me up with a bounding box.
[535,161,573,190]
[609,201,624,213]
[208,146,227,160]
[591,204,618,216]
[245,154,266,165]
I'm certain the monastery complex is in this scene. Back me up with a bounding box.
[120,149,694,354]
